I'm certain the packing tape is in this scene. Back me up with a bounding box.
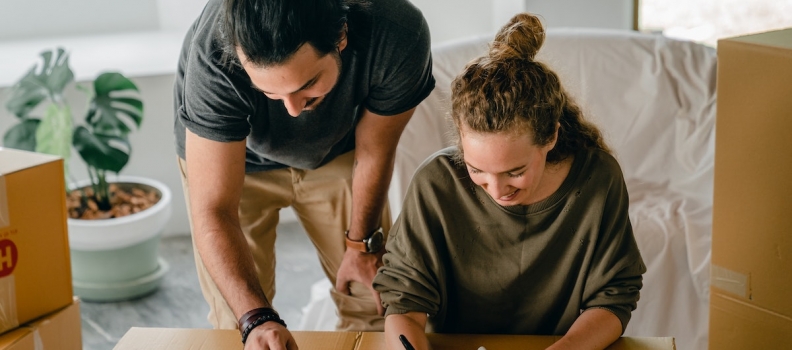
[0,176,8,228]
[711,264,748,298]
[34,329,43,350]
[0,275,19,332]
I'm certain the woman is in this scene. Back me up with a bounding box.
[372,13,646,350]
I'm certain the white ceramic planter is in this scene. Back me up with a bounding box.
[68,175,172,302]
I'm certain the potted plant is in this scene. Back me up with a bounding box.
[2,48,171,302]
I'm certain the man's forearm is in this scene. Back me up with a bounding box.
[348,108,415,240]
[192,210,272,320]
[347,152,395,240]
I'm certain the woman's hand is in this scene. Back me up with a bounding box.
[546,308,621,350]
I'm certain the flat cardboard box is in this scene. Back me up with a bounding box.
[0,298,81,350]
[710,28,792,349]
[0,148,73,334]
[113,328,674,350]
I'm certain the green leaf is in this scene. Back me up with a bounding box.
[85,72,143,137]
[94,72,139,95]
[35,104,73,175]
[2,119,41,151]
[4,48,74,118]
[73,126,131,173]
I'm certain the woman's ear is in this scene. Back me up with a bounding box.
[545,122,560,151]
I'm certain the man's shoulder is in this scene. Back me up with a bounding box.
[365,0,428,34]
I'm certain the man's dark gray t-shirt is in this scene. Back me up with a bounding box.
[173,0,435,172]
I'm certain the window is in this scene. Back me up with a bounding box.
[638,0,792,47]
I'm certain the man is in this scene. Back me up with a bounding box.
[172,0,434,348]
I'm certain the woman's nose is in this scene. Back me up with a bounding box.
[485,176,510,198]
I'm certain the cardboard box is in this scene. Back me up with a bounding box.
[0,148,73,334]
[113,328,674,350]
[710,28,792,349]
[0,298,81,350]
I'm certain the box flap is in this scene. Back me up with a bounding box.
[294,331,359,350]
[113,328,241,349]
[113,329,360,350]
[721,28,792,50]
[357,332,675,350]
[0,328,32,349]
[710,292,792,349]
[25,298,81,350]
[0,148,61,176]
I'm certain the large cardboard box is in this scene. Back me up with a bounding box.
[113,328,674,350]
[710,28,792,349]
[0,148,73,334]
[0,298,81,350]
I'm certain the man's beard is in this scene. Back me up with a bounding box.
[303,50,343,113]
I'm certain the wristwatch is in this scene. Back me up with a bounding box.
[345,227,384,253]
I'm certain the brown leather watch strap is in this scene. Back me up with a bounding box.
[345,233,368,252]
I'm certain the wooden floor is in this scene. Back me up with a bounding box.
[80,222,325,350]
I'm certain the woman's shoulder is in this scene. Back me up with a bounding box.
[577,148,628,187]
[408,147,470,190]
[573,149,624,183]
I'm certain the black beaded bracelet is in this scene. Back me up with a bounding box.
[240,312,288,344]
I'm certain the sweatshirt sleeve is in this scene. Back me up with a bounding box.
[581,166,646,333]
[373,162,444,318]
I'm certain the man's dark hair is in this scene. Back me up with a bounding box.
[220,0,367,67]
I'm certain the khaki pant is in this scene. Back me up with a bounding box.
[178,151,389,331]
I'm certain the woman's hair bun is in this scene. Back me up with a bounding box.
[489,13,545,61]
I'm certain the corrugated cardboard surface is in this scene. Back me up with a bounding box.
[0,298,82,350]
[114,328,673,350]
[711,28,792,349]
[0,148,73,334]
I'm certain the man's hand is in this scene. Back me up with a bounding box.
[244,321,298,350]
[335,248,386,315]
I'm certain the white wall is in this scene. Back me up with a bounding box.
[0,0,161,41]
[411,0,495,44]
[520,0,634,30]
[414,0,635,46]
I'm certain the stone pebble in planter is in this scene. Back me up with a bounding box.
[67,183,161,220]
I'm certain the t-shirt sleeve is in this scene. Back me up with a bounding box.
[363,16,435,116]
[178,34,255,143]
[581,168,646,333]
[373,163,443,318]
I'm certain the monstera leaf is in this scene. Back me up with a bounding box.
[2,119,40,151]
[34,104,73,176]
[5,48,74,119]
[85,73,143,137]
[3,48,145,212]
[72,126,131,173]
[36,104,73,160]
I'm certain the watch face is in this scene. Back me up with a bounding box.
[366,230,384,253]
